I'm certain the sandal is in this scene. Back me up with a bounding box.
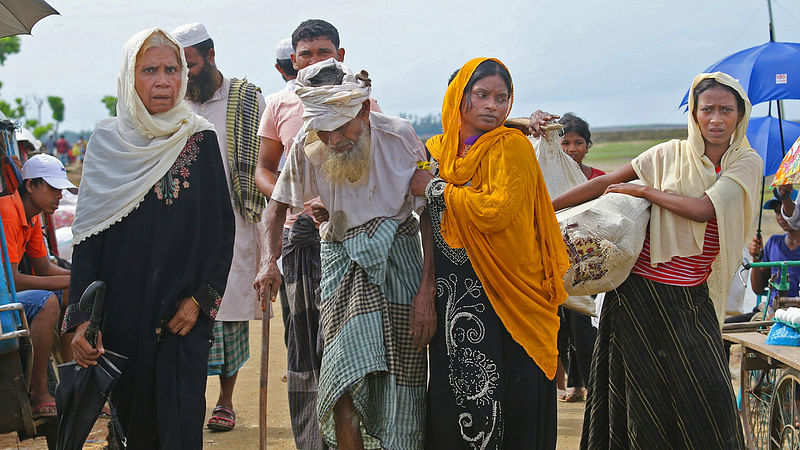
[207,405,236,432]
[31,401,57,419]
[558,389,585,403]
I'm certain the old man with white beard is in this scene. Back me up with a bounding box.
[255,58,435,449]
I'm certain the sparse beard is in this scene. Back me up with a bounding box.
[320,129,371,185]
[186,62,217,103]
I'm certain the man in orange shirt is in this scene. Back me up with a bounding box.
[0,154,75,419]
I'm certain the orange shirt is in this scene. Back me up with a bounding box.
[0,191,47,264]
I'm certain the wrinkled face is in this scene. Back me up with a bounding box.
[459,74,510,137]
[694,86,743,149]
[560,131,589,164]
[291,38,343,71]
[134,46,182,114]
[317,107,368,154]
[28,180,62,214]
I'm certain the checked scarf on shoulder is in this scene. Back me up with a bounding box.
[225,78,264,223]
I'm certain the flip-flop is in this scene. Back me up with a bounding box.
[207,405,235,432]
[31,401,57,419]
[558,390,585,403]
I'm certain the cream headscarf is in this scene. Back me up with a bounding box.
[72,27,213,244]
[632,72,763,324]
[294,58,371,134]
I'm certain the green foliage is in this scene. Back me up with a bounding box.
[47,96,64,123]
[33,124,52,139]
[0,97,26,118]
[101,95,118,117]
[0,36,20,66]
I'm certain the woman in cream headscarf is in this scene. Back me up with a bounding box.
[553,72,761,449]
[411,57,569,449]
[63,28,234,448]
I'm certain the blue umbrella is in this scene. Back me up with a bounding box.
[679,41,800,108]
[747,115,800,176]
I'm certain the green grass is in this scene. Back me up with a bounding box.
[583,139,662,173]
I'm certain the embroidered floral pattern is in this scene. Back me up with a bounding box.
[153,133,203,205]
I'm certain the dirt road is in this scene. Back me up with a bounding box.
[1,300,584,449]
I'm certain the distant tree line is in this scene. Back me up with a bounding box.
[399,113,442,138]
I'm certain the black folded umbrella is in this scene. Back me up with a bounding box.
[55,281,127,450]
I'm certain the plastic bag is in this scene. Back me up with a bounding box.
[765,322,800,346]
[530,126,587,198]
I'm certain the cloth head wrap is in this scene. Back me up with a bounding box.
[72,27,213,244]
[294,58,371,134]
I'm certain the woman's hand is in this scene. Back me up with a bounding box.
[310,199,329,223]
[605,182,651,199]
[409,283,436,351]
[749,236,763,261]
[166,297,200,336]
[254,260,282,311]
[410,169,434,197]
[71,321,104,368]
[528,110,560,137]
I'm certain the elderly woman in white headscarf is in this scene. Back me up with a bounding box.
[553,72,761,449]
[63,28,234,448]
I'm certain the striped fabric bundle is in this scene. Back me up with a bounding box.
[225,78,264,224]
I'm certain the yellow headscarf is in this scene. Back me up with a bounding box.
[427,58,569,379]
[632,72,763,324]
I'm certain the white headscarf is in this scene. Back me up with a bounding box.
[72,27,213,244]
[632,72,763,324]
[294,58,371,134]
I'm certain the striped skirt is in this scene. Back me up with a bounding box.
[581,274,744,449]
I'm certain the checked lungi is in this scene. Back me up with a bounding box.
[317,216,426,450]
[207,321,249,378]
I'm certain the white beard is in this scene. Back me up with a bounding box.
[320,129,371,185]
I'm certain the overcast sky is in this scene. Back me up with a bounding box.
[2,0,799,133]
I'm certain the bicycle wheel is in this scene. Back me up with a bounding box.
[741,352,779,449]
[770,369,800,449]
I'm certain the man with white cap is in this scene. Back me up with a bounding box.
[0,154,75,419]
[171,22,265,433]
[273,37,298,86]
[255,59,435,450]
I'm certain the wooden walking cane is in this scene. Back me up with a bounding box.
[259,286,271,449]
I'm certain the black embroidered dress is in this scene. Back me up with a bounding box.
[64,130,235,449]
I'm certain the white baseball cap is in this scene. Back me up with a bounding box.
[21,154,78,193]
[276,37,293,60]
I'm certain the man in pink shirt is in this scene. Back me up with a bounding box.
[255,19,379,450]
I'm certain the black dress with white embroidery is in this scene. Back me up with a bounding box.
[64,130,234,449]
[425,164,556,450]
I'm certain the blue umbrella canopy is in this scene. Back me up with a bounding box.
[746,115,800,176]
[679,41,800,108]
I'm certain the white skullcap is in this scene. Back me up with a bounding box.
[276,37,293,60]
[170,22,211,48]
[295,58,371,133]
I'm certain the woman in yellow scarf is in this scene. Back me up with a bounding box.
[553,72,760,449]
[410,58,569,449]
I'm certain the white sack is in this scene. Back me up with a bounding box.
[530,129,587,198]
[557,188,651,296]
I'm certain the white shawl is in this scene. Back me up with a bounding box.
[632,72,763,324]
[72,27,213,244]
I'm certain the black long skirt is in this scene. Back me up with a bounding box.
[580,274,744,449]
[426,240,556,449]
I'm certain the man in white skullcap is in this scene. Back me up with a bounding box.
[254,19,381,450]
[171,22,266,433]
[255,59,435,450]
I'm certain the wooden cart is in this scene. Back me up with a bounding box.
[725,330,800,449]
